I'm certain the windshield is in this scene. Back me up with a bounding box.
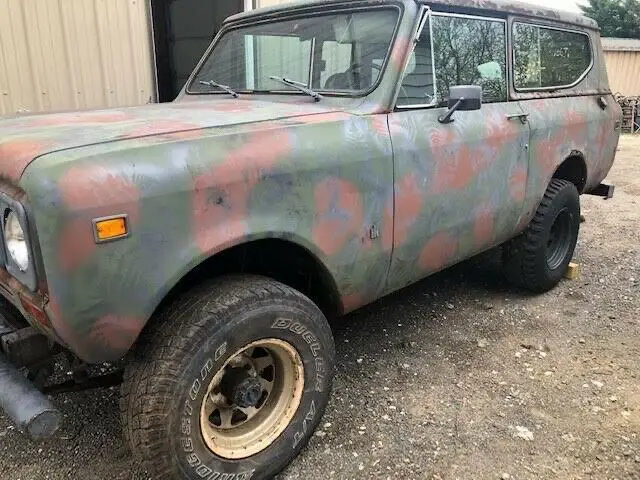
[188,8,400,96]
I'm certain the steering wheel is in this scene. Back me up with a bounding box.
[343,62,382,90]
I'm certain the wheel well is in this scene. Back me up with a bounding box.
[156,239,341,318]
[552,154,587,193]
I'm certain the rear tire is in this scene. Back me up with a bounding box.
[121,275,335,480]
[503,179,580,293]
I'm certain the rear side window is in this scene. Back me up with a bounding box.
[512,23,592,90]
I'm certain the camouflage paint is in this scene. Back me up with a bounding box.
[520,95,621,222]
[385,102,530,291]
[10,101,393,362]
[0,0,621,363]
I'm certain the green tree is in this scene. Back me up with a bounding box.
[580,0,640,38]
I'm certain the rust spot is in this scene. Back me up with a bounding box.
[20,296,51,329]
[312,177,363,257]
[418,232,457,271]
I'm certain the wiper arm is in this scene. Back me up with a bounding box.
[199,80,239,98]
[269,76,322,102]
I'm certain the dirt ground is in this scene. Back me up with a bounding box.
[1,136,639,480]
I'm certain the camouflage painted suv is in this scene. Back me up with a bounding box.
[0,0,621,478]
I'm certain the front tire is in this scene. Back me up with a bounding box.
[121,275,335,480]
[503,179,580,292]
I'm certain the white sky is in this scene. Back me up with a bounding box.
[525,0,586,13]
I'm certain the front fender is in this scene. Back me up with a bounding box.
[18,114,388,362]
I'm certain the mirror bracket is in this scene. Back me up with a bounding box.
[437,85,482,124]
[437,98,463,124]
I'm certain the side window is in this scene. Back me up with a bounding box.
[431,15,507,103]
[397,31,437,106]
[397,14,507,107]
[513,23,592,90]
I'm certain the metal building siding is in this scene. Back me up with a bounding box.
[256,0,292,7]
[0,0,156,116]
[603,50,640,97]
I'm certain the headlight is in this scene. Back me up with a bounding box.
[4,210,29,272]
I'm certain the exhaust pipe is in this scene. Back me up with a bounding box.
[0,352,61,439]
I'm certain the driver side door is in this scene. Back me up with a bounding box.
[385,11,530,292]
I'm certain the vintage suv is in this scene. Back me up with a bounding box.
[0,0,621,478]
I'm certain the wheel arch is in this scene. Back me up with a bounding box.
[56,237,343,364]
[552,152,587,194]
[148,236,343,329]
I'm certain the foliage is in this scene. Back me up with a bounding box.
[580,0,640,39]
[432,16,507,103]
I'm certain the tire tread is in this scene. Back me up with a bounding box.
[120,275,332,479]
[504,179,579,292]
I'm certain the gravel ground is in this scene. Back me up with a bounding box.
[1,136,639,480]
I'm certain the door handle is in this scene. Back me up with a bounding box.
[597,96,608,110]
[506,113,529,124]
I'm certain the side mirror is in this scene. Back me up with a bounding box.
[437,85,482,124]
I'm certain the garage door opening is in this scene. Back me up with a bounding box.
[150,0,246,102]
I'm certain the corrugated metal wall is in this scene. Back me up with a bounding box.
[603,51,640,96]
[0,0,156,116]
[256,0,291,7]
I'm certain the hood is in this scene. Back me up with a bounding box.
[0,98,344,182]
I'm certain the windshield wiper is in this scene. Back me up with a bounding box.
[269,76,321,102]
[198,80,239,98]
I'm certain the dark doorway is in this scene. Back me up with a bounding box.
[151,0,245,102]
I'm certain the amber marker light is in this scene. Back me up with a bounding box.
[93,215,129,243]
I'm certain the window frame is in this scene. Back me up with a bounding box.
[511,21,594,92]
[394,11,509,110]
[184,4,403,98]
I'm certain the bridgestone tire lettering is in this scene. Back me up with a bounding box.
[121,275,335,480]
